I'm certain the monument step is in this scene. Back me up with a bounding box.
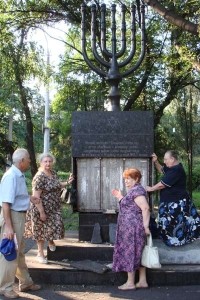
[27,252,200,286]
[46,238,200,265]
[25,231,200,286]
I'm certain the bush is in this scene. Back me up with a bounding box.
[191,164,200,191]
[62,204,78,230]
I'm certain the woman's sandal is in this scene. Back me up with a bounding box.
[48,243,56,251]
[118,283,136,290]
[135,283,149,289]
[37,255,48,264]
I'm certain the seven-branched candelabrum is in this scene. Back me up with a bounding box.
[81,1,146,111]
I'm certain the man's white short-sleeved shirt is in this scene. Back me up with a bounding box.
[0,165,30,211]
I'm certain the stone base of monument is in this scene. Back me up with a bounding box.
[78,213,200,265]
[79,213,118,242]
[154,239,200,264]
[47,237,200,265]
[25,231,200,286]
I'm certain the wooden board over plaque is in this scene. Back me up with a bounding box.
[72,111,154,158]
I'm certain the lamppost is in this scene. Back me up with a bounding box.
[43,36,50,153]
[81,1,146,111]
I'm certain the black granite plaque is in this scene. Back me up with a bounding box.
[72,111,154,157]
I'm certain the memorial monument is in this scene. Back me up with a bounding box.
[72,1,154,242]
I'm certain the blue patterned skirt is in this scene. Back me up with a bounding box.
[158,197,200,246]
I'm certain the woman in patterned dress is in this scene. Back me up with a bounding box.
[112,168,150,290]
[146,150,200,246]
[24,153,73,263]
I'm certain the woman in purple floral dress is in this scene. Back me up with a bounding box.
[112,168,150,290]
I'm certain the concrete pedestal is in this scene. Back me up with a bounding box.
[154,239,200,264]
[24,231,200,286]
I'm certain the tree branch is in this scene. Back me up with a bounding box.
[143,0,199,36]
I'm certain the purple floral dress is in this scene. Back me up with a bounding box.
[112,183,147,272]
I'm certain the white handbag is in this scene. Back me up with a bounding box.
[141,233,161,269]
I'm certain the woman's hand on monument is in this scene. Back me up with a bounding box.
[146,186,153,192]
[151,153,158,163]
[68,173,74,185]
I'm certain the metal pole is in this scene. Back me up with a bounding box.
[43,50,50,153]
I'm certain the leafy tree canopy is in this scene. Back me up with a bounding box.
[0,0,200,173]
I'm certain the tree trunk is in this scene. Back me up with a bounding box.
[16,77,38,176]
[8,31,38,176]
[188,88,193,197]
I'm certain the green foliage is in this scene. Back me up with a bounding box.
[24,170,33,193]
[191,162,200,191]
[57,171,71,180]
[0,168,4,181]
[0,0,200,174]
[192,191,200,209]
[0,9,47,171]
[62,204,78,230]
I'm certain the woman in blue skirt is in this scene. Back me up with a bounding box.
[146,150,200,246]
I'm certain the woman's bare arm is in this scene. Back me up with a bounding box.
[134,195,151,235]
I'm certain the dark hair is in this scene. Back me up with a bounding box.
[123,168,142,183]
[166,150,179,160]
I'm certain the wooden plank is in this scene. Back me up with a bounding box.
[101,158,124,211]
[77,158,150,212]
[77,158,101,211]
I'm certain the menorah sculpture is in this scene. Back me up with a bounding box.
[81,1,146,111]
[72,2,151,242]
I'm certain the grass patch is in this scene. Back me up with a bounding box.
[192,191,200,209]
[152,191,200,210]
[62,204,79,230]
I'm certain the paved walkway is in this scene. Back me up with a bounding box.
[7,284,200,300]
[8,231,198,300]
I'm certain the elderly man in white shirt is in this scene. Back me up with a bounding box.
[0,148,41,299]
